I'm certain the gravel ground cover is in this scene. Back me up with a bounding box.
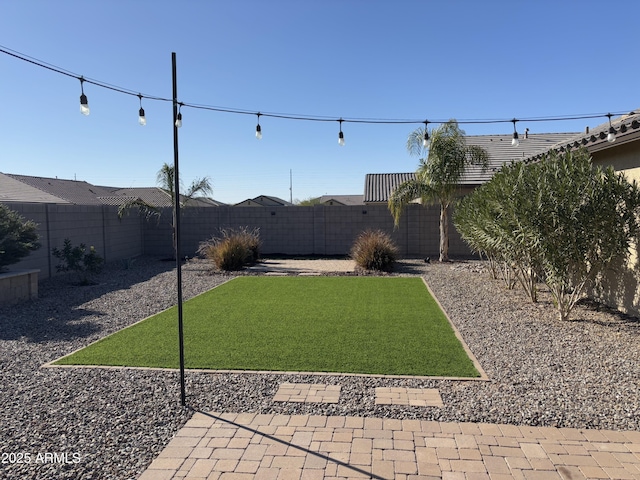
[1,256,639,479]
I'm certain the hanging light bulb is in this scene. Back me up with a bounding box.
[511,119,519,147]
[606,113,616,143]
[138,94,146,126]
[175,103,183,128]
[255,113,262,139]
[422,120,430,148]
[79,77,90,116]
[338,119,345,146]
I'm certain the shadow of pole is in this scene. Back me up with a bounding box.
[191,408,389,480]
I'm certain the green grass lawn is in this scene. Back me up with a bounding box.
[54,276,480,377]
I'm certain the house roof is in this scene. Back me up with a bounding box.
[317,195,364,206]
[0,175,224,207]
[364,132,578,203]
[109,187,174,207]
[460,132,579,184]
[522,109,640,163]
[364,173,416,203]
[234,195,293,207]
[5,174,117,205]
[0,172,70,204]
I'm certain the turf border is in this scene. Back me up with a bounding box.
[43,277,488,381]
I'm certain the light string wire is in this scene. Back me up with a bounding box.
[1,45,636,128]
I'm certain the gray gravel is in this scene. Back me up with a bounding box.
[1,256,639,479]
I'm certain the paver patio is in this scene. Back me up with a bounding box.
[374,387,444,408]
[273,383,342,403]
[138,411,640,479]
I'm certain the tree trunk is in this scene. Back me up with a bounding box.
[439,203,449,262]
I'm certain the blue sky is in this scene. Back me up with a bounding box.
[1,0,638,204]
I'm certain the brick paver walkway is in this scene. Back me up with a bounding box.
[138,411,640,479]
[273,383,342,404]
[374,387,444,408]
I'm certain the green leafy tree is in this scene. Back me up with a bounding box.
[51,238,104,285]
[389,120,489,261]
[533,150,640,321]
[455,161,543,300]
[455,148,640,321]
[0,203,40,271]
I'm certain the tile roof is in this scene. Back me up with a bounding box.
[461,132,579,184]
[5,174,116,205]
[109,188,174,207]
[234,195,294,207]
[0,173,70,204]
[522,109,640,162]
[364,173,416,203]
[317,195,364,206]
[364,132,578,203]
[0,175,224,207]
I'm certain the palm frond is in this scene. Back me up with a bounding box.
[183,176,213,206]
[117,198,160,221]
[388,180,435,226]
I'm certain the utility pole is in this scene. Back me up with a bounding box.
[289,169,292,204]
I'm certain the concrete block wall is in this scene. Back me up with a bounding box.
[3,203,144,279]
[143,204,472,259]
[1,202,471,281]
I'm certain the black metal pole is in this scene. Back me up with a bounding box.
[172,52,186,406]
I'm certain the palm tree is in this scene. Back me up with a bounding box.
[156,163,213,255]
[118,163,212,256]
[389,120,489,262]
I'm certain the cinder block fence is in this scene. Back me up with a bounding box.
[4,202,472,280]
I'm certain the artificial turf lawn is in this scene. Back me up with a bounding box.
[54,276,480,377]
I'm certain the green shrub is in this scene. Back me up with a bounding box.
[52,238,104,285]
[0,204,40,271]
[198,227,261,271]
[454,148,640,321]
[351,229,399,272]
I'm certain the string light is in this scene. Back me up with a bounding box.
[606,113,616,143]
[511,119,519,147]
[338,119,345,146]
[422,120,430,148]
[79,77,90,116]
[175,103,183,128]
[1,46,639,143]
[255,113,262,140]
[138,94,146,126]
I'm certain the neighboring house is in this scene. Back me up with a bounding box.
[0,172,70,204]
[363,132,578,204]
[5,173,116,205]
[102,187,226,208]
[523,109,640,182]
[0,174,223,207]
[317,195,364,206]
[234,195,293,207]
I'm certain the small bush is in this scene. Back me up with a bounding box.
[351,229,398,272]
[0,203,40,271]
[52,238,104,285]
[198,227,261,271]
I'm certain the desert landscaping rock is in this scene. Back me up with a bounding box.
[1,256,638,479]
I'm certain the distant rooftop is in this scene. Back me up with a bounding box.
[364,132,578,203]
[1,174,224,207]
